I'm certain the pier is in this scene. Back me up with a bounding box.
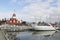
[0,30,7,40]
[0,29,19,40]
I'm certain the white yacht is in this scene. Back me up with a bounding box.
[32,22,56,30]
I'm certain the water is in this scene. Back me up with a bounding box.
[16,30,60,40]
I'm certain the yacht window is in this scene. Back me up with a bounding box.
[37,22,50,26]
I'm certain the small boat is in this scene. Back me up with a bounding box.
[32,22,56,30]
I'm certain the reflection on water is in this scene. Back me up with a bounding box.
[16,30,60,40]
[32,31,55,36]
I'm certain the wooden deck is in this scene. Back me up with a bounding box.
[0,30,7,40]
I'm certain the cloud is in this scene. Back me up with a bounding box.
[18,0,58,22]
[20,0,56,16]
[10,0,59,22]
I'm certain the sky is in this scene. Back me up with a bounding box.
[0,0,59,22]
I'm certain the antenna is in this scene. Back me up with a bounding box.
[14,9,15,13]
[12,9,16,18]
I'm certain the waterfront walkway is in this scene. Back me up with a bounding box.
[0,30,7,40]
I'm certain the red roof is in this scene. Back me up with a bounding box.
[13,13,16,17]
[6,14,22,25]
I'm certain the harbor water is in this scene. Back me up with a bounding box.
[16,30,60,40]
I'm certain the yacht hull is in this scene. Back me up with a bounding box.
[33,26,56,30]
